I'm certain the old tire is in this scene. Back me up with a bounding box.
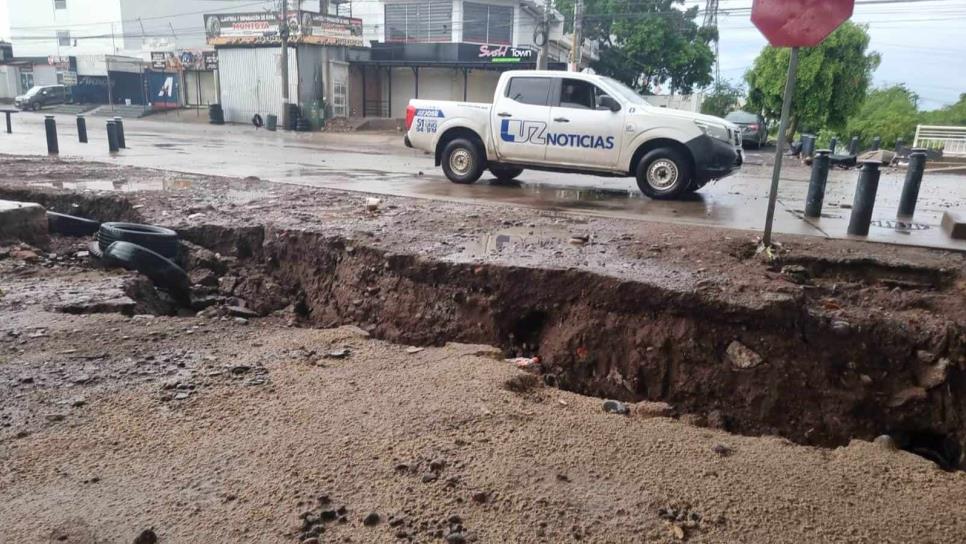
[98,222,179,260]
[636,148,692,200]
[489,164,524,182]
[103,241,190,299]
[47,211,100,236]
[441,138,484,184]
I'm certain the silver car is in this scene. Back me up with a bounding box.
[725,111,768,149]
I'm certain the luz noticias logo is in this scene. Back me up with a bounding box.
[500,119,615,150]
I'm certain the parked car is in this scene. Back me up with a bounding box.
[14,85,68,111]
[725,111,768,149]
[404,70,743,200]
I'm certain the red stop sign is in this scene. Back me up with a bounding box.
[752,0,855,47]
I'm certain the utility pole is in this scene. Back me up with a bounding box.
[280,0,290,129]
[537,0,550,70]
[570,0,582,71]
[703,0,720,87]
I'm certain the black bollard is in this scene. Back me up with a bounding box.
[113,116,126,148]
[871,136,881,151]
[829,137,838,155]
[805,150,832,219]
[77,115,87,143]
[849,136,859,155]
[44,115,59,155]
[847,161,882,236]
[897,149,928,218]
[895,138,904,153]
[801,134,816,157]
[106,120,119,152]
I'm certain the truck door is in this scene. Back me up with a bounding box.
[545,78,624,169]
[492,76,553,164]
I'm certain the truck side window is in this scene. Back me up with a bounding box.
[560,79,607,110]
[505,77,552,106]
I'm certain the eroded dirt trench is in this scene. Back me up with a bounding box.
[5,177,965,470]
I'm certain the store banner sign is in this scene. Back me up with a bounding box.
[203,51,218,71]
[204,11,364,47]
[150,52,166,70]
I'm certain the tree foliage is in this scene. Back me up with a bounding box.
[745,22,880,138]
[919,94,966,126]
[701,80,744,118]
[845,85,919,148]
[554,0,716,93]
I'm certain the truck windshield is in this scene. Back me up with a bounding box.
[25,86,43,97]
[600,77,649,107]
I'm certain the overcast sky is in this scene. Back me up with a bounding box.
[687,0,966,110]
[0,0,962,109]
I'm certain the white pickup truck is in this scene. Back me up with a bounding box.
[404,70,743,200]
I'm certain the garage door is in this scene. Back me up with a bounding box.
[218,47,298,123]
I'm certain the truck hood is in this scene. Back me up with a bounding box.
[639,107,737,130]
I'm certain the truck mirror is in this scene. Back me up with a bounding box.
[598,95,620,112]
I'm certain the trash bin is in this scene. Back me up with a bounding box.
[266,114,277,131]
[208,104,224,125]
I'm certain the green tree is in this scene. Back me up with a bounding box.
[554,0,716,93]
[919,94,966,126]
[701,80,744,118]
[745,22,880,139]
[845,85,919,148]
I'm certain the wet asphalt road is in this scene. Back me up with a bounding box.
[2,110,964,251]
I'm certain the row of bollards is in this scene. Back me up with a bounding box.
[43,114,126,155]
[804,148,929,236]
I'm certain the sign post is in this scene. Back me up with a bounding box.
[751,0,855,247]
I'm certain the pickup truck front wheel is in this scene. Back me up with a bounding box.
[636,148,693,200]
[442,138,484,184]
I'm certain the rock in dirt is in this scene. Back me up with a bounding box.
[363,512,381,526]
[888,386,927,408]
[874,435,898,451]
[917,358,951,390]
[712,444,734,457]
[366,197,382,211]
[326,348,350,359]
[133,529,158,544]
[632,401,674,419]
[602,400,630,415]
[406,346,424,354]
[471,491,489,504]
[725,340,764,370]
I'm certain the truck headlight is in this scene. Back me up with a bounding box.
[694,121,731,143]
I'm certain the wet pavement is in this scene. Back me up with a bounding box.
[2,111,964,251]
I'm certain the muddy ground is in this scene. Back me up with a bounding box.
[1,155,966,543]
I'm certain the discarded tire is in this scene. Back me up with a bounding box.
[89,240,103,259]
[97,222,179,260]
[103,241,190,298]
[47,211,100,236]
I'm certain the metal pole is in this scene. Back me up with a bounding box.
[849,136,859,155]
[44,115,59,155]
[77,115,87,143]
[871,136,881,151]
[847,161,882,236]
[829,137,837,155]
[894,138,904,153]
[106,57,114,112]
[113,116,126,148]
[804,149,831,219]
[570,0,582,71]
[280,0,290,130]
[106,120,119,152]
[897,149,927,218]
[762,47,800,248]
[538,0,550,70]
[5,112,11,134]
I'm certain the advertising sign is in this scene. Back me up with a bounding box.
[150,51,166,70]
[204,11,364,47]
[476,45,534,64]
[203,51,218,71]
[61,71,77,85]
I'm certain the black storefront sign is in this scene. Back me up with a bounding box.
[370,43,539,66]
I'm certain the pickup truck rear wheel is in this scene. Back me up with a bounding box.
[442,138,484,184]
[636,148,692,200]
[489,164,524,182]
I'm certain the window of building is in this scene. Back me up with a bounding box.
[505,77,551,106]
[54,0,67,9]
[559,78,608,110]
[463,3,513,45]
[333,81,347,117]
[57,31,71,47]
[385,1,453,43]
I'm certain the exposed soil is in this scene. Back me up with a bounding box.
[2,155,966,542]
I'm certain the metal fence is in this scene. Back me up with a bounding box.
[913,125,966,158]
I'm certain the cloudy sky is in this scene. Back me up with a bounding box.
[0,0,962,109]
[686,0,966,110]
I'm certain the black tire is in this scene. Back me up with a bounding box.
[103,241,190,299]
[441,138,484,184]
[635,148,693,200]
[47,211,100,236]
[89,240,103,259]
[98,222,179,260]
[489,164,524,182]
